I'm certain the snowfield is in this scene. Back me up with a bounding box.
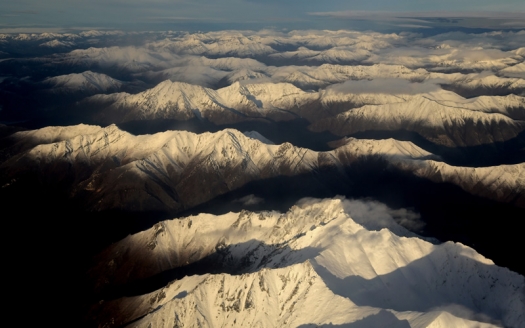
[90,197,525,328]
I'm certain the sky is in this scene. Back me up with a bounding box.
[1,0,524,32]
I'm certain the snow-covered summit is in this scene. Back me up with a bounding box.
[147,34,277,57]
[311,93,525,147]
[87,80,316,124]
[89,197,525,328]
[500,62,525,79]
[39,40,75,48]
[2,125,523,213]
[43,71,123,93]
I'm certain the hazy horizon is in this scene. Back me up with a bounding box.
[1,0,524,33]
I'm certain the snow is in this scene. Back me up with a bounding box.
[268,46,373,64]
[84,74,523,127]
[32,30,523,98]
[310,93,525,147]
[243,131,274,144]
[91,197,524,328]
[269,46,320,60]
[416,160,525,206]
[43,71,123,92]
[500,62,525,79]
[9,124,103,149]
[3,125,523,212]
[39,39,75,47]
[147,34,277,57]
[2,28,525,328]
[86,80,317,123]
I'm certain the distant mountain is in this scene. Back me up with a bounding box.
[310,94,525,148]
[442,74,525,97]
[39,40,75,48]
[83,77,525,127]
[43,71,123,93]
[500,62,525,79]
[269,46,371,64]
[84,81,314,124]
[79,80,525,165]
[148,34,277,57]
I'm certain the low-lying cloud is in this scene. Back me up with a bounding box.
[233,194,265,206]
[340,198,428,237]
[326,78,442,95]
[296,196,431,240]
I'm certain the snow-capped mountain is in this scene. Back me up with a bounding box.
[147,34,277,57]
[223,68,270,84]
[88,198,525,328]
[500,62,525,79]
[268,46,321,60]
[43,71,123,93]
[2,125,523,214]
[439,73,525,97]
[82,76,525,131]
[272,64,430,88]
[85,81,316,124]
[310,94,525,148]
[39,40,75,48]
[269,46,371,64]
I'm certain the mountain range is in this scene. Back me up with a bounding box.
[0,28,524,328]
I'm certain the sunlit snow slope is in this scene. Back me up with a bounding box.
[89,198,525,328]
[2,125,523,213]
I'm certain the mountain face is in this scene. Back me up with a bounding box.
[310,94,525,148]
[43,71,123,93]
[84,81,316,124]
[501,62,525,79]
[2,125,524,214]
[39,39,75,48]
[81,80,524,153]
[83,78,413,124]
[88,198,525,328]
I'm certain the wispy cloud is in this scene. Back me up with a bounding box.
[325,78,443,95]
[233,194,265,206]
[309,10,525,29]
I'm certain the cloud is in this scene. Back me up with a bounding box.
[340,198,429,237]
[232,194,265,206]
[0,27,68,33]
[387,208,426,232]
[296,197,432,240]
[325,78,442,95]
[448,48,511,61]
[308,10,525,29]
[243,131,275,144]
[429,304,504,326]
[426,30,525,50]
[1,1,524,31]
[310,10,525,20]
[144,65,228,88]
[4,28,523,94]
[395,24,432,29]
